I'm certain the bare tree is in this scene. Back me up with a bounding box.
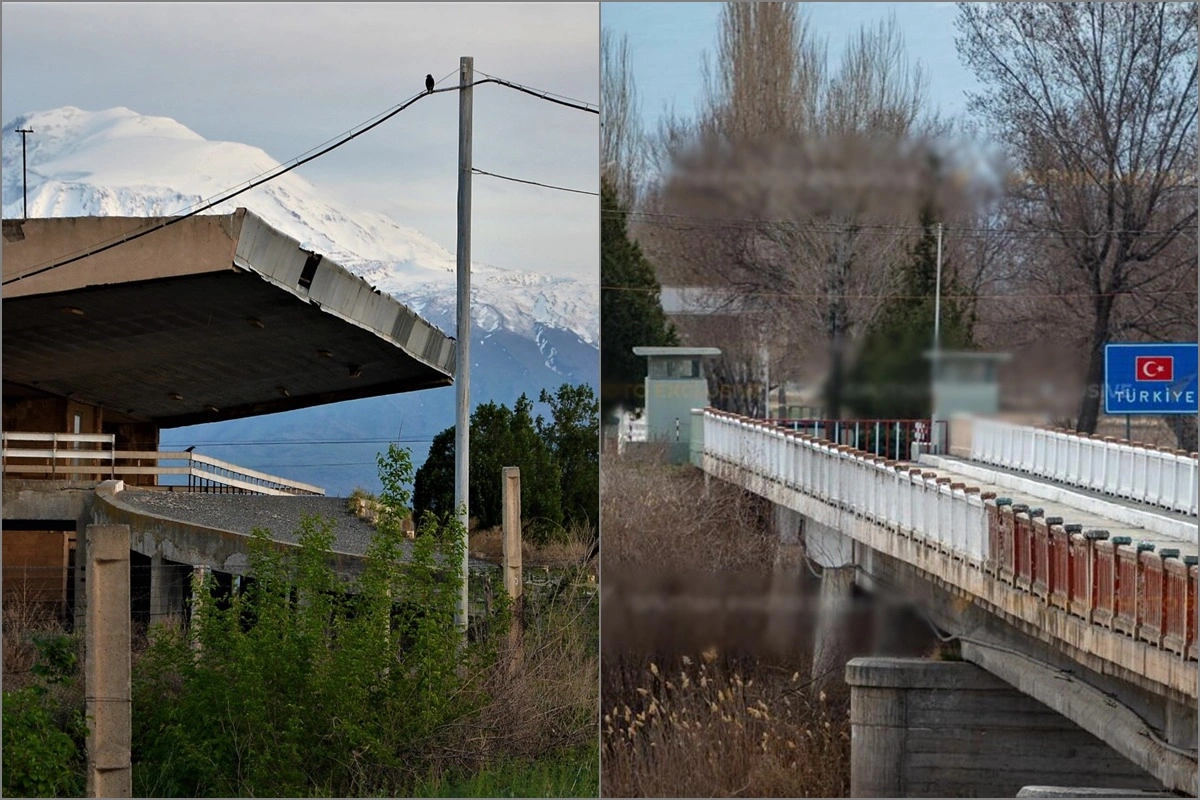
[640,4,940,417]
[697,1,825,142]
[955,2,1198,435]
[601,28,646,210]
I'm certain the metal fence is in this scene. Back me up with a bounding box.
[771,417,947,461]
[2,432,323,496]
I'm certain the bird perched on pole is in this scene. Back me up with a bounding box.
[425,74,435,93]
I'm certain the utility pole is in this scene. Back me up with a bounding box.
[932,222,944,453]
[16,127,32,219]
[454,56,474,631]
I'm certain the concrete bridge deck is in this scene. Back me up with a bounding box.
[692,408,1198,795]
[916,455,1197,556]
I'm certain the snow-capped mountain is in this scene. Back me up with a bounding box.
[2,107,598,494]
[1,106,598,345]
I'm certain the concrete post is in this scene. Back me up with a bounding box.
[502,466,522,610]
[764,505,806,658]
[84,524,131,798]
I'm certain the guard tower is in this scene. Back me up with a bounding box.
[633,346,720,463]
[926,350,1012,454]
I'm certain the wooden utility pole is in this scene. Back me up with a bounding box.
[454,56,474,631]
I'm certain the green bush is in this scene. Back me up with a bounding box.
[2,634,88,798]
[132,445,508,797]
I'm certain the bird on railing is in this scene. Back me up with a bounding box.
[185,446,196,453]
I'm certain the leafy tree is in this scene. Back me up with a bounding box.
[414,395,563,542]
[538,383,600,530]
[413,426,455,519]
[601,175,677,417]
[845,201,974,419]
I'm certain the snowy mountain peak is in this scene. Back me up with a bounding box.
[2,106,597,345]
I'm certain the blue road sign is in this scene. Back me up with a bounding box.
[1104,342,1198,415]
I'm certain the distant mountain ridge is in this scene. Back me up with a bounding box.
[2,106,598,495]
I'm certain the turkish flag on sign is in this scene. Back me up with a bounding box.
[1135,356,1174,382]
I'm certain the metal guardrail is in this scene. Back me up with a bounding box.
[2,432,324,496]
[772,417,947,461]
[699,409,1198,663]
[970,418,1197,516]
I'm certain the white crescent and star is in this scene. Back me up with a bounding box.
[1139,360,1166,379]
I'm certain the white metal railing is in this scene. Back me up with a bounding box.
[701,410,989,564]
[2,432,324,496]
[970,418,1197,516]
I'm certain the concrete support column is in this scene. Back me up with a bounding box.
[811,564,855,690]
[73,523,88,630]
[150,548,168,624]
[846,658,1161,798]
[84,524,131,798]
[1165,699,1198,752]
[764,506,807,659]
[149,549,187,626]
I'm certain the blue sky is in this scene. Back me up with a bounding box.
[602,2,981,131]
[2,3,599,280]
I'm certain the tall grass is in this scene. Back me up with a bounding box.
[600,451,850,797]
[603,657,848,798]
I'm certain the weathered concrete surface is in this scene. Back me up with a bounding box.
[92,484,382,579]
[862,545,1198,795]
[847,658,1161,798]
[704,455,1198,701]
[961,641,1198,796]
[1015,787,1174,797]
[85,524,131,798]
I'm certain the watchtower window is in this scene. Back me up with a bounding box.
[648,358,701,379]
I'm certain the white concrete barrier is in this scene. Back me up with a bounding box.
[970,418,1196,517]
[702,411,991,566]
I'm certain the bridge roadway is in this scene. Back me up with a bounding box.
[915,454,1196,558]
[693,408,1198,795]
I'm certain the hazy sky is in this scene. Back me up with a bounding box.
[602,2,982,135]
[1,2,599,280]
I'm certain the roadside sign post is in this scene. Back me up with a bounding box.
[1103,343,1199,419]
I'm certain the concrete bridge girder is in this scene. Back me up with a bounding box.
[705,459,1198,795]
[707,455,1196,702]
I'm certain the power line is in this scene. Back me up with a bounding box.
[474,68,599,114]
[600,284,1197,301]
[472,168,598,196]
[4,70,464,279]
[605,208,1197,241]
[158,437,441,448]
[4,71,598,287]
[3,86,447,286]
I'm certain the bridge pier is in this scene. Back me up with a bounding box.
[847,658,1162,798]
[812,565,856,690]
